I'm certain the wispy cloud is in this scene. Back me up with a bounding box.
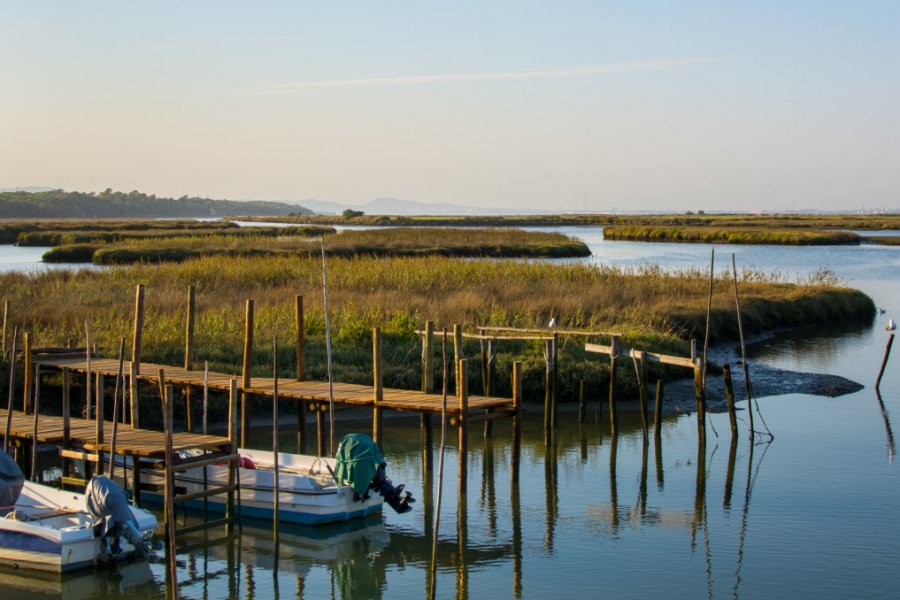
[244,57,734,95]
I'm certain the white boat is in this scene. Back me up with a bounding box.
[0,480,156,573]
[109,434,413,526]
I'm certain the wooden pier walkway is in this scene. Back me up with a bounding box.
[33,356,516,417]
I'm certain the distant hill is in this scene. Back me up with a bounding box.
[0,189,311,219]
[297,197,550,216]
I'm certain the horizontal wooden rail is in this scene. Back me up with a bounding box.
[585,343,696,370]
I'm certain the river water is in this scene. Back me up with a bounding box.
[2,228,899,599]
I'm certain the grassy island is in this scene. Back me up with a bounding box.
[602,225,861,245]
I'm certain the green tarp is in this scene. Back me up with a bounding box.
[334,434,385,497]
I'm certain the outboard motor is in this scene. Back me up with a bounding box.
[0,452,24,509]
[85,475,148,557]
[334,434,415,514]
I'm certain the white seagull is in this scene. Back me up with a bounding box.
[888,318,896,332]
[548,317,557,329]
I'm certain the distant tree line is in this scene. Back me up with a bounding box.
[0,188,311,219]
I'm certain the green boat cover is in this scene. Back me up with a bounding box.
[334,434,385,497]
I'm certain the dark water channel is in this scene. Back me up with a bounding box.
[2,230,900,598]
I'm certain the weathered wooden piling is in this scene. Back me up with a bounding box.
[295,295,307,453]
[457,359,468,493]
[23,332,32,414]
[421,320,435,472]
[511,361,522,485]
[184,285,196,433]
[723,363,738,438]
[543,338,553,446]
[609,335,619,436]
[95,373,104,475]
[694,360,706,444]
[876,331,895,389]
[130,284,144,428]
[241,299,254,448]
[634,350,649,438]
[31,365,40,480]
[372,327,383,446]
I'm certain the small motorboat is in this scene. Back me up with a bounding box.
[0,453,156,573]
[113,433,414,526]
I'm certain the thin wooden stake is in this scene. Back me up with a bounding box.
[184,285,196,433]
[163,384,178,597]
[654,380,664,439]
[320,239,335,456]
[203,361,209,435]
[295,295,306,453]
[702,247,715,383]
[241,299,254,449]
[511,361,523,485]
[23,332,32,414]
[110,338,126,482]
[226,378,238,534]
[1,300,7,360]
[876,333,895,389]
[85,322,92,421]
[130,284,144,428]
[723,363,738,438]
[31,365,40,480]
[458,359,468,493]
[428,328,449,600]
[273,336,280,546]
[95,373,104,476]
[609,335,619,436]
[4,327,17,454]
[373,327,383,446]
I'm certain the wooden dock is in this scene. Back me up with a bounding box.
[33,356,516,417]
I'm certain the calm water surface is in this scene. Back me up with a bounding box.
[1,230,899,598]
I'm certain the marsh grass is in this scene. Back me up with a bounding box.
[603,225,861,245]
[1,254,874,416]
[45,228,590,264]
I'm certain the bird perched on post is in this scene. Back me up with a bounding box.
[548,316,557,329]
[888,318,896,332]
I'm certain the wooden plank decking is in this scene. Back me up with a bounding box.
[0,409,229,457]
[34,356,515,416]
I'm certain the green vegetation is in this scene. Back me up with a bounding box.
[603,226,861,245]
[0,255,874,413]
[0,189,310,219]
[20,225,330,248]
[0,218,240,244]
[41,227,590,264]
[234,212,900,230]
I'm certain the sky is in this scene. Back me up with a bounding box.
[1,1,898,213]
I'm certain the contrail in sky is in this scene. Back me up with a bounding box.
[245,57,734,95]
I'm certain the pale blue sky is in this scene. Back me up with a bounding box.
[2,1,898,211]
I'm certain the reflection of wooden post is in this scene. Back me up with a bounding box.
[95,373,104,475]
[511,361,522,485]
[723,363,738,438]
[458,359,468,493]
[241,299,254,448]
[184,285,195,433]
[654,380,664,439]
[295,295,307,453]
[609,335,619,435]
[578,380,586,423]
[23,332,32,414]
[372,327,383,446]
[131,284,144,428]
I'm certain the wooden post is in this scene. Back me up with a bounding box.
[372,327,383,446]
[31,365,40,481]
[654,380,664,440]
[226,378,238,534]
[163,385,177,593]
[694,360,706,444]
[95,373,104,476]
[184,285,195,433]
[131,284,144,429]
[551,332,558,433]
[480,328,487,393]
[876,332,895,388]
[723,363,738,438]
[423,320,435,393]
[241,299,254,448]
[316,405,325,457]
[453,325,462,392]
[110,338,125,482]
[483,336,495,439]
[23,332,32,414]
[543,339,553,445]
[421,319,435,472]
[1,300,7,360]
[636,351,649,438]
[511,361,522,485]
[3,327,17,455]
[609,335,619,436]
[295,295,307,453]
[458,359,468,493]
[62,367,70,457]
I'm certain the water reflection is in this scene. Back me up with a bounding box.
[874,389,896,464]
